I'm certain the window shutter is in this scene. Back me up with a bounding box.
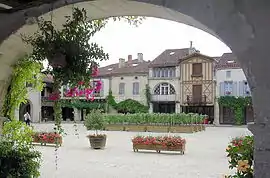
[232,82,238,96]
[219,82,225,96]
[239,81,244,96]
[100,80,104,96]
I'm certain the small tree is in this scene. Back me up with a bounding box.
[84,109,104,136]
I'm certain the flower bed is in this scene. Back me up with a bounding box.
[132,136,186,154]
[32,132,62,146]
[104,113,207,133]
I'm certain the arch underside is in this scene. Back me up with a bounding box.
[0,0,218,83]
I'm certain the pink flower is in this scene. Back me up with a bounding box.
[92,66,99,77]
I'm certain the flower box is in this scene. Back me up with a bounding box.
[132,136,186,154]
[124,125,147,132]
[32,132,62,146]
[104,124,205,133]
[105,124,124,131]
[146,125,169,133]
[169,125,196,133]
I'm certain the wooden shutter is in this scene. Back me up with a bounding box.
[192,63,202,75]
[219,82,225,96]
[232,82,238,96]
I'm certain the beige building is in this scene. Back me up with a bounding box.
[98,53,149,105]
[180,53,216,122]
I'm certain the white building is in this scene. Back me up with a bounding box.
[214,53,253,125]
[98,53,149,105]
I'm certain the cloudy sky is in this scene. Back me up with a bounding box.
[92,17,232,67]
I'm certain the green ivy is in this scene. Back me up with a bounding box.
[218,96,252,125]
[106,89,117,110]
[117,99,148,114]
[144,84,151,109]
[2,56,44,119]
[60,99,106,111]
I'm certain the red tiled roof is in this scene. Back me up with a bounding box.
[215,53,241,70]
[149,48,190,67]
[97,59,149,77]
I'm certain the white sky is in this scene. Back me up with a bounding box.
[91,17,232,67]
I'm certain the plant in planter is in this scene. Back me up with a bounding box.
[132,135,186,154]
[84,109,106,149]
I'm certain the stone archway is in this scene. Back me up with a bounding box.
[19,100,32,121]
[0,0,270,177]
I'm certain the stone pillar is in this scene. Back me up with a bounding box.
[74,108,81,121]
[175,103,181,113]
[213,99,220,125]
[149,103,153,113]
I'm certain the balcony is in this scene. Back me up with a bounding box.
[151,94,177,102]
[185,95,207,105]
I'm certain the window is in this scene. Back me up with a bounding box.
[154,83,176,95]
[226,71,231,78]
[153,67,176,78]
[119,83,125,95]
[192,63,202,76]
[133,82,139,95]
[224,81,233,95]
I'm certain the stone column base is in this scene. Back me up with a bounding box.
[248,122,270,178]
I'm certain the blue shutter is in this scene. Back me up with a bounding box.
[232,82,238,96]
[100,80,104,97]
[219,82,224,96]
[239,81,244,96]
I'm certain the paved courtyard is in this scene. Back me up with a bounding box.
[33,124,251,178]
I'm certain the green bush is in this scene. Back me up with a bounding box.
[225,136,254,178]
[0,140,41,178]
[103,113,205,125]
[0,120,41,178]
[116,99,148,114]
[84,109,104,135]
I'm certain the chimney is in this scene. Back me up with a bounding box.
[188,41,196,55]
[128,55,132,65]
[119,58,125,68]
[137,53,143,62]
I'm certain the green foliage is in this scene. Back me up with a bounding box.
[84,110,104,134]
[60,99,106,111]
[144,84,151,109]
[218,96,252,125]
[2,120,34,147]
[103,113,205,125]
[117,99,148,114]
[0,120,41,177]
[0,140,41,178]
[2,56,44,119]
[22,8,108,87]
[225,136,254,178]
[107,89,117,110]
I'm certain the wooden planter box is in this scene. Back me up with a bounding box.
[125,125,147,132]
[105,124,205,133]
[105,124,124,131]
[169,125,195,133]
[32,137,62,147]
[146,125,169,133]
[133,144,185,154]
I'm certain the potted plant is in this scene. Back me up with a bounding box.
[84,109,106,149]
